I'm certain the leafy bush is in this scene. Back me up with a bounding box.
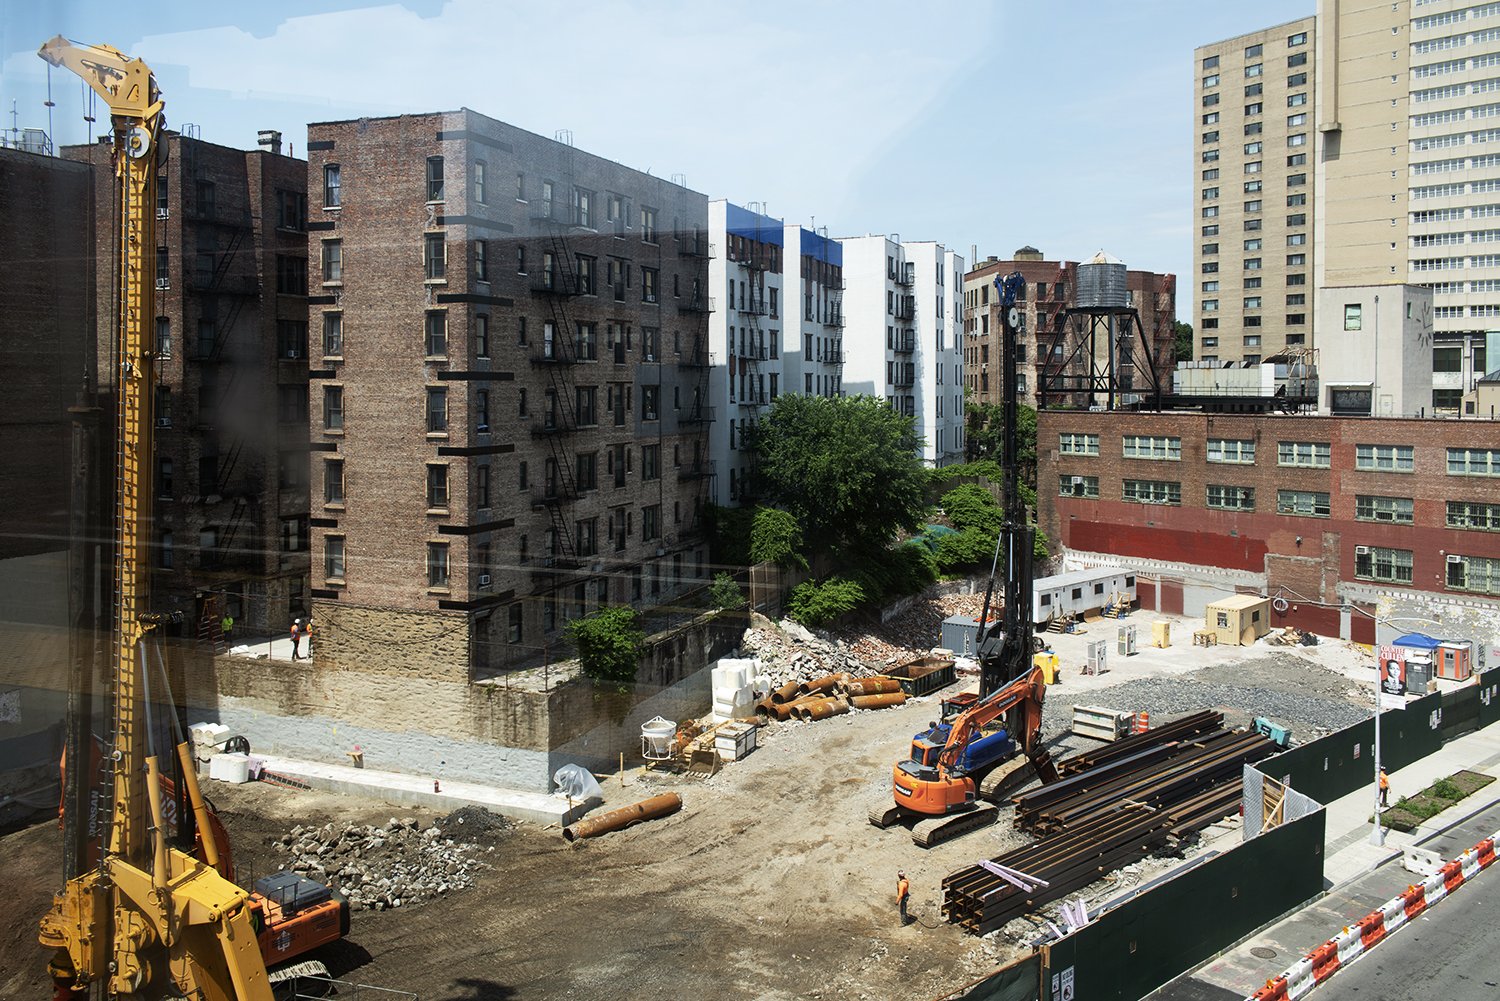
[910,524,957,554]
[1430,778,1463,801]
[941,484,1003,534]
[936,526,999,574]
[849,543,937,604]
[786,577,866,627]
[708,572,747,611]
[566,606,645,690]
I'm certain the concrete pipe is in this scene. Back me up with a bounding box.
[797,697,851,722]
[799,673,850,697]
[849,692,908,711]
[771,681,803,705]
[562,793,682,842]
[843,677,903,697]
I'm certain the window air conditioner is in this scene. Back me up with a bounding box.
[155,279,170,290]
[156,208,169,219]
[479,574,492,586]
[1355,546,1371,555]
[1072,476,1085,486]
[1447,554,1463,563]
[155,417,172,428]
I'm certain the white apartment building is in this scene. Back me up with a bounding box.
[707,200,785,505]
[839,235,965,466]
[781,224,846,400]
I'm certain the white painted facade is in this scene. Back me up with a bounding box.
[707,200,785,505]
[838,235,965,466]
[781,224,846,401]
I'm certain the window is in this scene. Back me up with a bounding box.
[427,542,450,588]
[1356,495,1415,524]
[1278,441,1331,467]
[325,536,345,580]
[1244,238,1262,251]
[1207,485,1255,511]
[575,517,598,557]
[1245,102,1263,116]
[1288,31,1307,46]
[1203,93,1220,107]
[1287,113,1307,127]
[575,255,595,295]
[1277,489,1330,517]
[1246,62,1263,77]
[1244,258,1262,270]
[1433,346,1462,373]
[1123,479,1181,505]
[1244,296,1262,309]
[641,206,657,243]
[1288,92,1308,108]
[1059,432,1100,455]
[642,267,659,303]
[275,255,306,295]
[1060,475,1100,498]
[276,188,306,231]
[424,234,446,280]
[323,164,340,208]
[322,385,344,431]
[575,385,597,425]
[426,156,445,201]
[1288,73,1307,87]
[575,451,597,492]
[425,311,448,356]
[1288,51,1307,67]
[476,389,490,432]
[508,603,523,643]
[1203,149,1220,163]
[1448,500,1500,531]
[426,463,449,509]
[642,504,661,541]
[1343,304,1363,331]
[641,385,659,421]
[1122,435,1181,461]
[1287,233,1307,246]
[1449,448,1500,476]
[1288,172,1306,186]
[1287,213,1307,227]
[1203,73,1220,87]
[322,313,343,356]
[1448,555,1500,595]
[475,314,490,358]
[1203,186,1220,200]
[572,186,593,227]
[1245,141,1264,155]
[475,240,488,282]
[281,516,309,554]
[1287,253,1307,265]
[476,464,490,508]
[1207,439,1255,464]
[642,444,661,481]
[324,459,345,505]
[474,161,486,204]
[1245,83,1262,97]
[321,240,342,283]
[1245,122,1262,136]
[1204,55,1220,70]
[1355,546,1413,584]
[1355,444,1415,472]
[427,387,448,433]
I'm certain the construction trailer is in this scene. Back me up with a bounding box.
[1204,594,1271,646]
[1032,568,1137,627]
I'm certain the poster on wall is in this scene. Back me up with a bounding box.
[1379,645,1408,707]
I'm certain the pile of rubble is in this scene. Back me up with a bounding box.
[739,617,874,692]
[272,809,508,911]
[831,589,993,666]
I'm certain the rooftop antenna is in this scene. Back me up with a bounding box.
[44,62,55,153]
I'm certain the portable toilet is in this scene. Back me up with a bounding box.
[1204,594,1271,646]
[1436,640,1473,681]
[1392,634,1439,690]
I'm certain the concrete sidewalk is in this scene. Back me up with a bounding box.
[240,754,591,828]
[1148,722,1500,1001]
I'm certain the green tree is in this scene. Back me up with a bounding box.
[566,606,645,690]
[941,483,1003,534]
[708,572,746,611]
[752,394,927,556]
[786,577,865,627]
[749,506,807,569]
[1173,320,1193,362]
[963,401,1036,490]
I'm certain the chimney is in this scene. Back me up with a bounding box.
[256,129,283,155]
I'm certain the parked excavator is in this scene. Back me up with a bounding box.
[35,36,344,1000]
[869,271,1058,847]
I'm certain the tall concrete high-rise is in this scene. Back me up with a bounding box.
[1193,18,1319,368]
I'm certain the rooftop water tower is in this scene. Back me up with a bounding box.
[1038,250,1164,412]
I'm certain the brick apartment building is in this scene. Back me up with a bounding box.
[1038,409,1500,639]
[64,132,310,636]
[964,248,1176,410]
[303,109,713,679]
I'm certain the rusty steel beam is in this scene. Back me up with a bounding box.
[795,697,850,721]
[562,793,682,842]
[842,677,903,697]
[849,692,908,711]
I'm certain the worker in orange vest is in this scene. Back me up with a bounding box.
[896,869,911,925]
[1379,768,1390,808]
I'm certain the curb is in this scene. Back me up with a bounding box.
[1246,828,1499,1001]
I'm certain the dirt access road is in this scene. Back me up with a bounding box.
[0,629,1375,1001]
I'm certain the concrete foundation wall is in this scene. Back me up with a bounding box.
[188,609,741,792]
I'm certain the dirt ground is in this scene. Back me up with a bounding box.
[0,617,1381,1001]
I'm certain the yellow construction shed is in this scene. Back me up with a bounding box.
[1204,594,1271,646]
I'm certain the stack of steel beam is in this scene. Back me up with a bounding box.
[1056,710,1224,776]
[941,717,1276,936]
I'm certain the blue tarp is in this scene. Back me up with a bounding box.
[1394,632,1442,650]
[725,202,784,246]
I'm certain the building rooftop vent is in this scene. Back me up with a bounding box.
[1013,245,1043,261]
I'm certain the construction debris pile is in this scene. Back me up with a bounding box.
[941,712,1276,936]
[1268,626,1319,647]
[829,590,991,666]
[739,620,877,691]
[273,810,507,911]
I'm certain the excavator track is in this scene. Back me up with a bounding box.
[868,803,905,829]
[911,803,998,849]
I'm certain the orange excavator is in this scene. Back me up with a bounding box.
[869,665,1054,847]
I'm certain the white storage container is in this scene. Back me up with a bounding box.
[715,722,757,761]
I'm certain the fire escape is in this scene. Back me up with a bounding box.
[181,141,259,578]
[892,259,916,414]
[528,187,584,583]
[821,268,845,387]
[677,229,716,527]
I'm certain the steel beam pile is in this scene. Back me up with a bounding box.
[941,716,1276,936]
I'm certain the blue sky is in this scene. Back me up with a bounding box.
[3,1,1315,319]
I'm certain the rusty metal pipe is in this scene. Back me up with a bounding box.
[799,673,849,697]
[797,697,851,721]
[563,793,682,842]
[770,681,803,705]
[843,677,902,697]
[849,692,908,711]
